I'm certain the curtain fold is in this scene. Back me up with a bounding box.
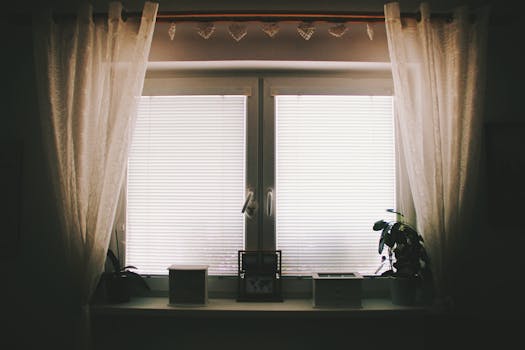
[33,2,158,348]
[385,2,488,306]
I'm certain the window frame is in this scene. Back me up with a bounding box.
[115,76,260,277]
[261,77,395,255]
[115,70,397,297]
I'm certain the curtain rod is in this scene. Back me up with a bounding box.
[106,11,453,23]
[154,12,391,23]
[31,10,463,25]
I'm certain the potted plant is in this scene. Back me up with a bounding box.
[372,209,433,305]
[100,248,151,303]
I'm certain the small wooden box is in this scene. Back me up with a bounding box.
[312,272,363,308]
[168,265,208,306]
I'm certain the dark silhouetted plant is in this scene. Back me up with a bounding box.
[100,228,150,302]
[372,209,431,279]
[105,248,150,290]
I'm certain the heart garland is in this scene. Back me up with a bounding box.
[366,23,375,41]
[168,22,177,40]
[228,23,248,42]
[297,22,316,40]
[174,21,375,42]
[328,23,348,38]
[261,22,280,38]
[196,22,215,39]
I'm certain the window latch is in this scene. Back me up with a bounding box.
[266,188,273,217]
[241,190,257,219]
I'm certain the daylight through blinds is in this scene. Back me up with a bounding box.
[276,95,395,275]
[126,96,246,275]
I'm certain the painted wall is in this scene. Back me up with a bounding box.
[149,21,389,62]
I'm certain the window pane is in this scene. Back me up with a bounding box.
[276,95,395,276]
[126,96,246,275]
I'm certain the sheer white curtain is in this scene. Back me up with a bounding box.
[33,1,157,348]
[385,2,488,304]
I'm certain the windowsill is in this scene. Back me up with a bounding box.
[90,297,429,318]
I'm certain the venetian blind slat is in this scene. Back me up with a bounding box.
[126,96,246,276]
[275,95,395,276]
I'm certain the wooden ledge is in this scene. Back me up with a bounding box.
[90,297,429,319]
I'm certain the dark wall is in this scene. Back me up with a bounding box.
[89,313,435,350]
[466,8,525,315]
[91,310,520,350]
[0,17,74,350]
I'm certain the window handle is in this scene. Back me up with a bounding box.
[242,190,257,219]
[241,191,253,214]
[266,189,273,217]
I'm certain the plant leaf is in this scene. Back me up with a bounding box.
[381,269,394,277]
[124,271,151,291]
[373,220,388,231]
[379,224,391,253]
[106,249,121,272]
[378,237,385,254]
[383,225,395,248]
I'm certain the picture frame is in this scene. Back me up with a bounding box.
[237,250,283,302]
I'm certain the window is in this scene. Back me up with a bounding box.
[127,95,246,275]
[274,95,395,275]
[125,77,259,277]
[124,74,395,281]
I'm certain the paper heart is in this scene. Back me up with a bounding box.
[196,22,215,39]
[228,23,248,42]
[261,22,280,38]
[297,22,315,40]
[366,23,375,40]
[168,22,177,40]
[328,23,348,38]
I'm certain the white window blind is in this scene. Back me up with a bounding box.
[275,95,395,276]
[126,95,246,276]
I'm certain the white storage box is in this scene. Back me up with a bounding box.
[168,265,208,306]
[312,272,363,308]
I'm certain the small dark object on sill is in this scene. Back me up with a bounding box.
[237,250,283,302]
[373,209,434,306]
[96,249,150,304]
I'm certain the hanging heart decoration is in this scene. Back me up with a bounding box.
[168,22,177,40]
[328,23,348,38]
[196,22,215,39]
[228,22,248,42]
[366,23,375,41]
[297,22,316,40]
[261,22,280,38]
